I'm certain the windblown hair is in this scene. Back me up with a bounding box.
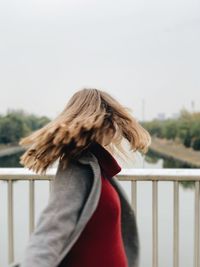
[19,88,151,174]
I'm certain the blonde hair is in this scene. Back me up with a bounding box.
[19,88,151,174]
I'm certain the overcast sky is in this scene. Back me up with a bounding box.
[0,0,199,121]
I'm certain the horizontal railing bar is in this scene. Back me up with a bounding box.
[0,168,200,181]
[118,176,200,181]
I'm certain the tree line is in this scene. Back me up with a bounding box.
[0,109,50,145]
[0,108,200,151]
[142,109,200,151]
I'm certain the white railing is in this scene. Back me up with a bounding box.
[1,168,200,267]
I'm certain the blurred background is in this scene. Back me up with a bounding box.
[0,0,199,266]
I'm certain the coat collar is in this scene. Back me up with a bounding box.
[87,142,122,178]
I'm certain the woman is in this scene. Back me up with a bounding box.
[14,88,151,267]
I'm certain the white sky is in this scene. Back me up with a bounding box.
[0,0,199,121]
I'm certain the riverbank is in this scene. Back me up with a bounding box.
[150,137,200,168]
[0,143,24,157]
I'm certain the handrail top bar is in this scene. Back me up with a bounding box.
[0,167,200,175]
[0,167,200,181]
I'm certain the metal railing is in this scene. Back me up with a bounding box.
[1,168,200,267]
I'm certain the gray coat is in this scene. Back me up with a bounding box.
[9,151,140,267]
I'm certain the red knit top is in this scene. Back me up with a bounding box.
[60,142,128,267]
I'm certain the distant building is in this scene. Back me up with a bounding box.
[156,113,166,121]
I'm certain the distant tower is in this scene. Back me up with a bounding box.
[191,100,195,113]
[142,98,145,122]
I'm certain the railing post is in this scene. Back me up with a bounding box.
[131,180,137,216]
[173,180,179,267]
[49,179,53,194]
[152,180,158,267]
[194,180,200,267]
[29,179,35,234]
[8,180,14,264]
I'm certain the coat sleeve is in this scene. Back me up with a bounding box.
[19,160,92,267]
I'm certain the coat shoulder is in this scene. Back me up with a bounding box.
[51,157,94,196]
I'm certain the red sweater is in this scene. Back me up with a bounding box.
[60,142,128,267]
